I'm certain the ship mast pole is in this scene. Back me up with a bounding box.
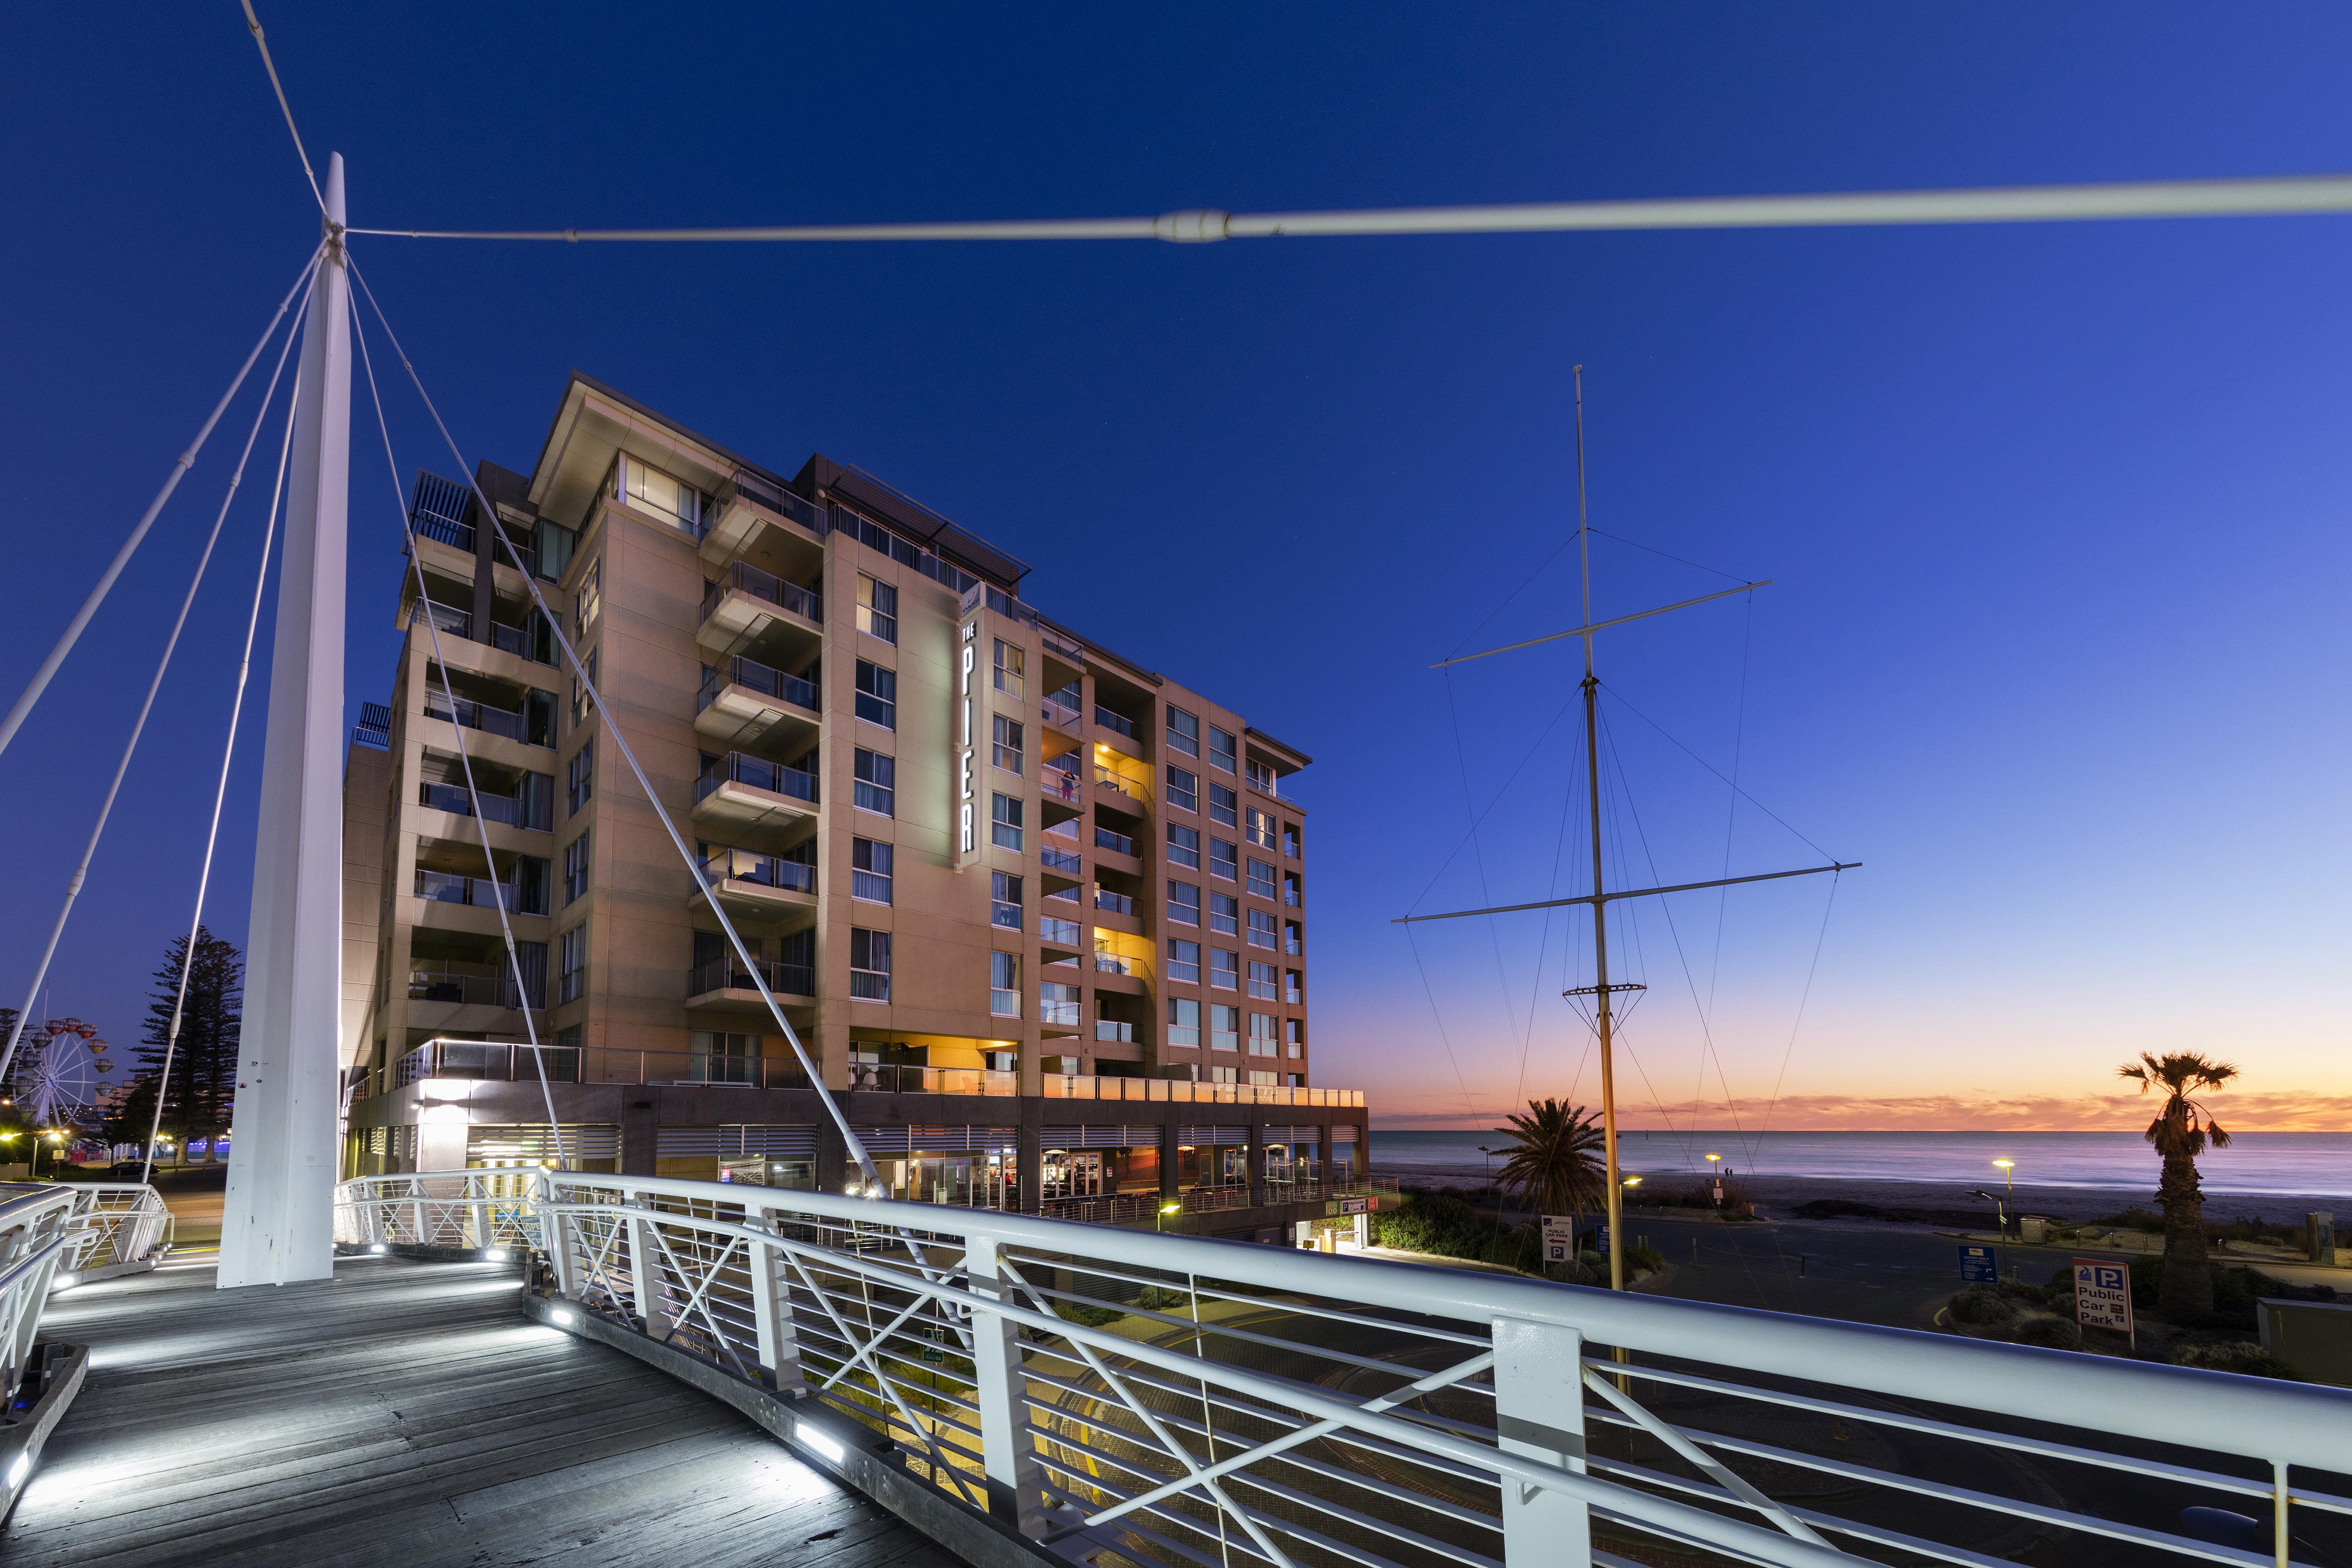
[1571,366,1626,1294]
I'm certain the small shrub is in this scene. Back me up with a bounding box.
[1058,1302,1124,1329]
[1624,1242,1664,1273]
[1996,1278,2045,1304]
[2169,1342,2304,1380]
[1948,1284,2017,1327]
[1576,1248,1603,1270]
[2010,1316,2083,1351]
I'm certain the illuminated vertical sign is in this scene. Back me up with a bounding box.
[956,617,979,865]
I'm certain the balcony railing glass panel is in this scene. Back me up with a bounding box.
[1040,916,1083,946]
[699,847,815,894]
[688,955,816,998]
[1093,889,1134,916]
[407,968,521,1008]
[698,655,820,715]
[1092,826,1135,857]
[1093,706,1136,738]
[418,781,521,826]
[425,691,530,744]
[702,560,823,624]
[695,753,818,805]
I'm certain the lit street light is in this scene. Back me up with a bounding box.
[1157,1201,1181,1232]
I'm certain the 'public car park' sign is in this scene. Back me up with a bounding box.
[1541,1216,1576,1266]
[2072,1257,2135,1343]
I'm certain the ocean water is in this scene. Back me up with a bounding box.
[1369,1128,2352,1198]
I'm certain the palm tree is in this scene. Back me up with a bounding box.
[1492,1099,1607,1225]
[2118,1051,2237,1318]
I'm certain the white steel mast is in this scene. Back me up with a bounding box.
[221,152,351,1288]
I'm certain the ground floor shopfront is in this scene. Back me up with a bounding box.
[343,1079,1377,1239]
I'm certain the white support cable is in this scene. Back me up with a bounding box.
[341,255,882,1188]
[342,172,2352,245]
[237,1,325,215]
[138,344,305,1187]
[0,247,323,766]
[0,288,311,1101]
[347,311,569,1172]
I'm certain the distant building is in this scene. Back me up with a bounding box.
[340,374,1365,1236]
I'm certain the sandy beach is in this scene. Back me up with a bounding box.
[1375,1159,2347,1229]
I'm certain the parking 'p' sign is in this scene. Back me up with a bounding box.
[2072,1257,2134,1340]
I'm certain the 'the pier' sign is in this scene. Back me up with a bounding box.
[956,616,979,866]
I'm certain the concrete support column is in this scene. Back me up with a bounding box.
[221,153,352,1290]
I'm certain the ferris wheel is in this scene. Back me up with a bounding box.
[15,1016,112,1129]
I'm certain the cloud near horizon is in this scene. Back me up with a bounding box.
[1371,1090,2352,1133]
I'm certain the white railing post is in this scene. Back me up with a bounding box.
[747,1212,805,1393]
[627,1196,670,1337]
[1493,1316,1592,1567]
[406,1184,426,1246]
[539,1172,578,1299]
[964,1235,1048,1538]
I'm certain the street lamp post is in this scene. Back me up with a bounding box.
[1157,1201,1181,1233]
[1993,1159,2018,1276]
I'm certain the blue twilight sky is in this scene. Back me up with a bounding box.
[1,6,2345,1132]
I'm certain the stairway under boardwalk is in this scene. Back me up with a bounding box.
[0,1256,959,1568]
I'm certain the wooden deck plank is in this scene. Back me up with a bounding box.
[0,1257,959,1568]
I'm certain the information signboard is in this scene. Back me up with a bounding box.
[1337,1196,1372,1217]
[1957,1244,1998,1283]
[1541,1216,1575,1266]
[2072,1256,2134,1344]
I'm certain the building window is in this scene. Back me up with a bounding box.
[855,660,896,729]
[1249,1012,1278,1055]
[1208,1065,1238,1085]
[992,714,1024,776]
[1283,822,1301,859]
[575,558,601,636]
[688,1029,757,1085]
[1166,705,1199,757]
[1166,766,1197,814]
[991,792,1024,852]
[1041,980,1080,1026]
[851,838,894,903]
[1248,960,1278,1000]
[1208,782,1238,828]
[562,833,589,905]
[1285,969,1303,1004]
[1209,725,1237,773]
[1245,806,1275,849]
[569,649,598,730]
[849,747,895,815]
[1285,1017,1305,1056]
[856,573,898,643]
[1210,1005,1240,1052]
[1250,1070,1278,1088]
[1167,824,1199,869]
[992,871,1024,931]
[991,951,1021,1018]
[1168,939,1200,985]
[1247,758,1276,792]
[1209,892,1239,936]
[566,741,594,817]
[1167,998,1200,1048]
[1285,920,1303,956]
[1167,880,1199,926]
[558,922,587,1004]
[1247,858,1277,899]
[1248,908,1279,949]
[610,454,709,533]
[1209,837,1238,881]
[994,639,1025,700]
[1210,948,1240,990]
[849,927,892,1001]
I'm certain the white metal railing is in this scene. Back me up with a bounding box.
[335,1170,2352,1568]
[0,1183,167,1403]
[60,1184,173,1273]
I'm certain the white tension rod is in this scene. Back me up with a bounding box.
[346,172,2352,243]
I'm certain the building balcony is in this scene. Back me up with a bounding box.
[1039,915,1085,953]
[686,954,817,1010]
[698,471,824,567]
[845,1064,1021,1096]
[1040,843,1083,879]
[424,691,546,749]
[1093,765,1151,817]
[394,1037,579,1089]
[1093,1019,1136,1044]
[407,967,526,1009]
[413,869,545,918]
[1040,694,1082,734]
[692,753,819,835]
[694,655,821,750]
[692,847,817,929]
[698,560,822,657]
[1041,1076,1365,1108]
[1094,705,1137,741]
[1041,762,1084,810]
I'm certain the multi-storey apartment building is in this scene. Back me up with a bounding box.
[341,374,1372,1239]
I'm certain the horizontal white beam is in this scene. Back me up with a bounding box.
[345,173,2352,244]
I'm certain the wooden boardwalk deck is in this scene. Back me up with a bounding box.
[0,1256,959,1568]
